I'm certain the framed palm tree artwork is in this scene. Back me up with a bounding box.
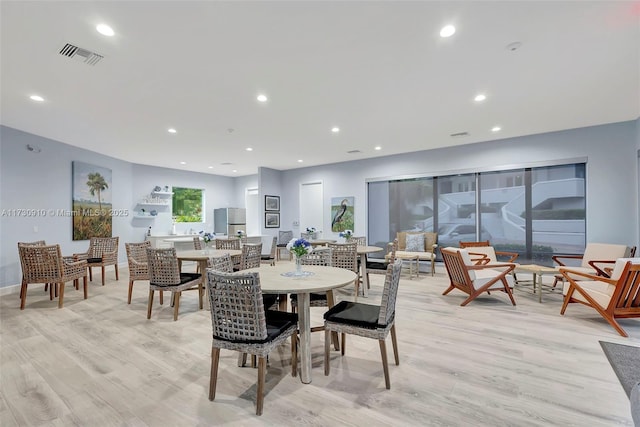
[72,161,113,240]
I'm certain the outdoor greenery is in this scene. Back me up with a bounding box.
[172,187,203,222]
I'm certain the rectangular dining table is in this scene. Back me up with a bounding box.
[246,263,357,384]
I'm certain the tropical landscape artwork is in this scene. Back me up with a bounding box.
[72,161,112,240]
[331,196,354,232]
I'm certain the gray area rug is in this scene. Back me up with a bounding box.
[600,341,640,397]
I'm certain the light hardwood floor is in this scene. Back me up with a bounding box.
[2,262,638,426]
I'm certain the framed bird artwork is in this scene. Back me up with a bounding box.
[331,196,354,232]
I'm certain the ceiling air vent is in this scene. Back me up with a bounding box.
[346,150,361,154]
[59,43,104,66]
[450,132,469,138]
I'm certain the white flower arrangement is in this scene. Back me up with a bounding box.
[199,231,215,243]
[286,238,313,257]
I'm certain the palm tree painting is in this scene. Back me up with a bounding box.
[331,196,354,232]
[72,161,112,240]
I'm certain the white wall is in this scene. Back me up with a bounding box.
[278,120,639,248]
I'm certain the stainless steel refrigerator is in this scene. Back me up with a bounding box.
[214,208,246,236]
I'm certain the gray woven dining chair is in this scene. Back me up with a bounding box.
[324,259,403,389]
[73,236,119,286]
[146,248,201,321]
[125,241,152,304]
[206,270,298,415]
[328,242,359,296]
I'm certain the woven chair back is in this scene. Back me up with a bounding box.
[300,247,332,266]
[351,236,366,246]
[210,253,234,273]
[378,259,403,326]
[18,243,63,283]
[146,248,180,285]
[206,271,268,341]
[193,237,203,250]
[241,243,262,270]
[328,242,358,273]
[216,238,240,250]
[89,237,119,258]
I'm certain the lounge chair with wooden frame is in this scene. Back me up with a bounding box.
[552,243,636,288]
[459,240,519,263]
[392,231,438,276]
[440,246,517,306]
[560,258,640,337]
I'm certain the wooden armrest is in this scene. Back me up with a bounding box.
[560,267,616,284]
[468,252,490,265]
[468,263,515,273]
[552,254,583,266]
[495,250,518,263]
[587,259,617,277]
[73,252,89,261]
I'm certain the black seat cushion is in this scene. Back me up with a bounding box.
[366,260,389,270]
[263,294,279,310]
[290,292,327,302]
[323,300,386,329]
[215,310,298,344]
[261,255,273,260]
[150,272,201,287]
[87,257,102,263]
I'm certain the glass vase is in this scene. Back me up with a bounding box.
[295,254,303,275]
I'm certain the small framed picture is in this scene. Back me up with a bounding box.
[265,195,280,211]
[265,212,280,228]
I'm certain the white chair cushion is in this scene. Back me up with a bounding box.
[581,243,630,268]
[473,268,514,290]
[563,279,614,308]
[609,257,640,280]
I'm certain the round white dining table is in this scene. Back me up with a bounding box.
[246,263,357,384]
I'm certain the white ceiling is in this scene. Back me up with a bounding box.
[1,1,639,177]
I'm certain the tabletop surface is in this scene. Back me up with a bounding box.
[514,264,559,273]
[176,249,242,259]
[357,245,383,254]
[245,264,357,293]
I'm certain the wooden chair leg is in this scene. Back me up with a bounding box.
[251,355,257,368]
[128,280,134,304]
[341,333,346,356]
[83,276,88,300]
[58,282,65,308]
[238,353,247,367]
[256,356,266,416]
[49,282,54,300]
[324,329,331,376]
[379,339,391,389]
[291,330,298,377]
[88,266,93,282]
[101,266,106,286]
[159,291,164,305]
[209,347,220,401]
[114,265,119,281]
[173,291,181,321]
[20,282,27,310]
[147,289,154,319]
[390,324,400,365]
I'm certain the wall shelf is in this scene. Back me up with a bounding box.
[151,191,174,196]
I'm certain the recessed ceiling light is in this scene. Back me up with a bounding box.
[180,161,186,165]
[168,128,177,134]
[331,127,340,133]
[96,24,114,37]
[256,94,268,102]
[474,94,486,102]
[246,147,253,151]
[29,95,44,102]
[374,146,382,151]
[440,25,456,38]
[208,166,214,169]
[491,126,502,132]
[297,159,303,163]
[232,169,237,173]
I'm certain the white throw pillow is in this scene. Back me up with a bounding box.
[405,233,425,252]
